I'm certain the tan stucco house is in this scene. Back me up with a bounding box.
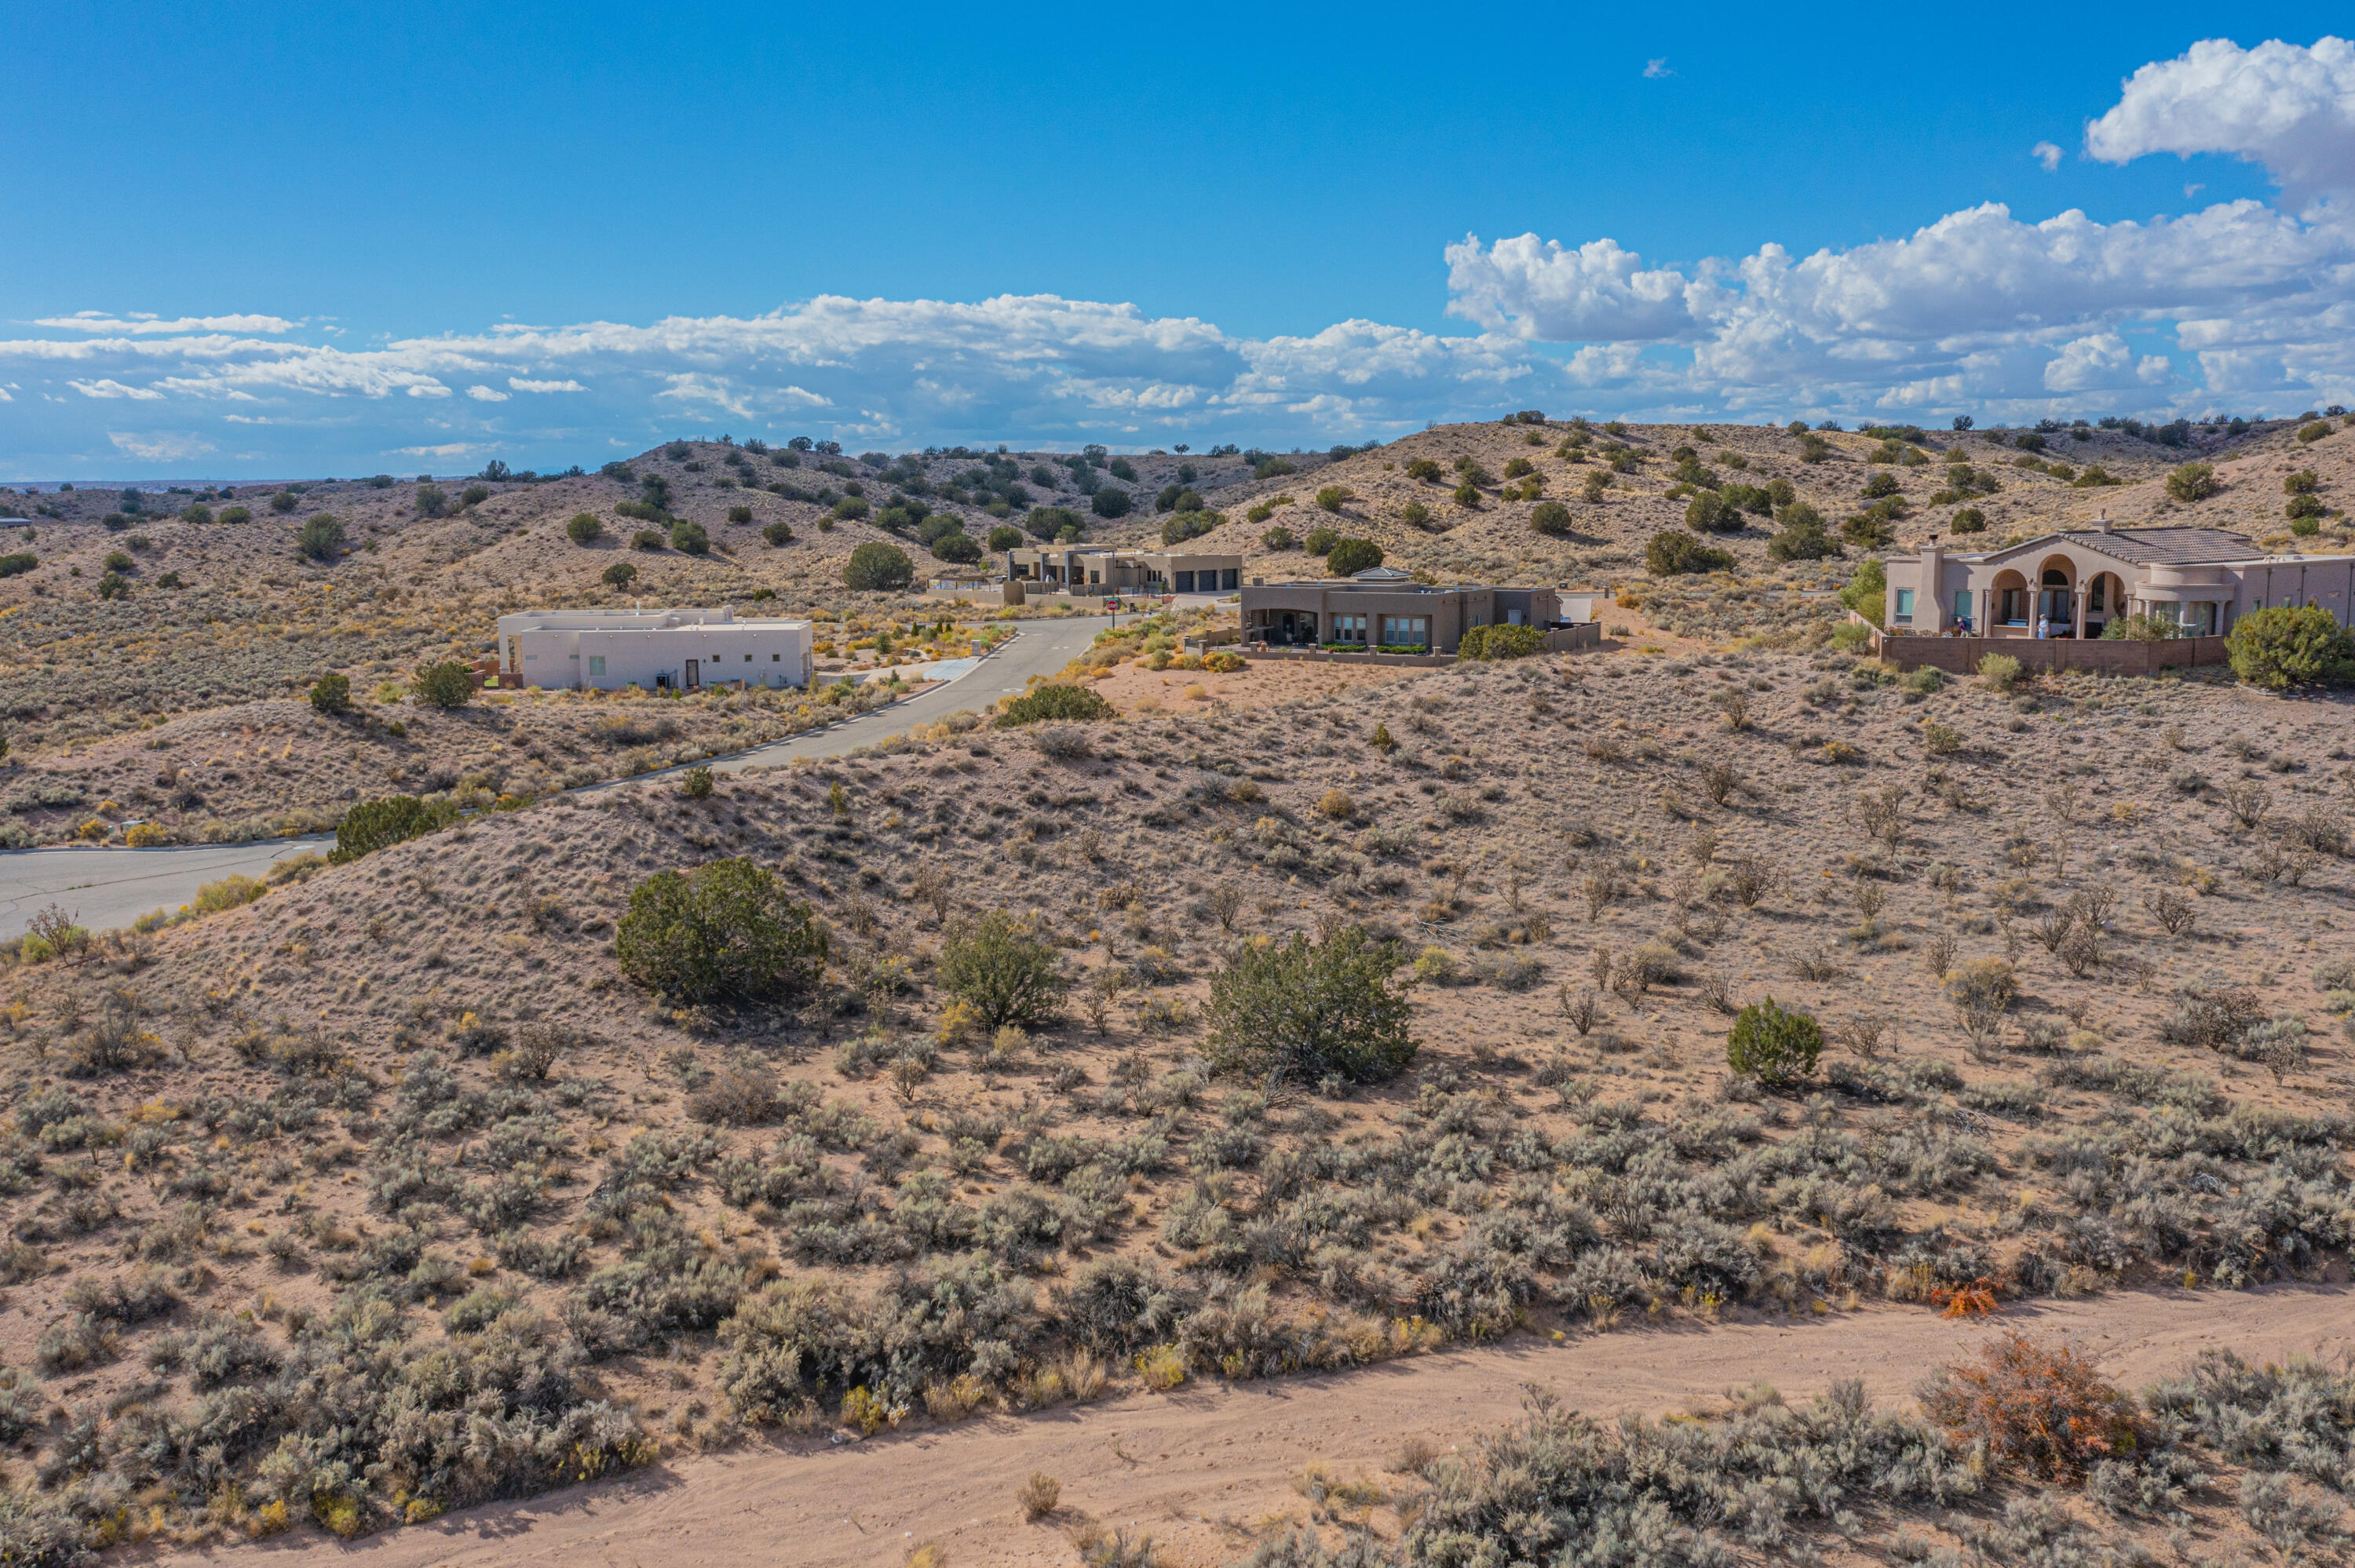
[1881,518,2355,639]
[1005,546,1242,595]
[1241,568,1559,651]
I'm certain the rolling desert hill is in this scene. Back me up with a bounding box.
[0,629,2350,1563]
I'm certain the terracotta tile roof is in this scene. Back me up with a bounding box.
[2051,527,2260,564]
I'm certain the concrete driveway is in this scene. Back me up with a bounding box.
[0,614,1113,939]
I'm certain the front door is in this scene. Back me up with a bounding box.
[685,659,700,691]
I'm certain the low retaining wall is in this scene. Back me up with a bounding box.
[1238,622,1601,668]
[1874,629,2230,674]
[1240,647,1455,668]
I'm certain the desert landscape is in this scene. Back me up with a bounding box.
[0,405,2351,1565]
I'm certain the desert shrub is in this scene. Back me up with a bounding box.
[103,549,134,573]
[269,490,300,513]
[1528,501,1573,537]
[997,684,1114,727]
[1645,531,1732,575]
[2227,604,2355,690]
[296,512,345,561]
[844,542,915,592]
[309,673,352,714]
[1313,485,1352,512]
[1919,1331,2141,1480]
[615,858,828,1005]
[1325,538,1382,575]
[938,912,1064,1030]
[1057,1256,1188,1352]
[1950,506,1987,533]
[725,504,754,524]
[1261,526,1297,550]
[1767,505,1840,562]
[217,505,252,524]
[1977,653,2022,691]
[1725,997,1822,1085]
[832,496,871,522]
[986,524,1023,552]
[1458,624,1545,660]
[2166,461,2218,502]
[1202,925,1414,1087]
[762,519,794,546]
[413,660,476,709]
[2159,983,2263,1054]
[1944,957,2019,1016]
[1685,490,1741,533]
[603,560,638,588]
[1091,487,1132,519]
[670,519,709,554]
[414,483,449,518]
[330,794,456,862]
[567,512,604,544]
[0,553,35,578]
[1276,1378,1973,1568]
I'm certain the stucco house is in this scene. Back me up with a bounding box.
[1241,568,1559,651]
[494,606,813,691]
[1004,546,1241,596]
[1881,518,2355,639]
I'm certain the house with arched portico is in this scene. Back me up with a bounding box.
[1881,516,2355,639]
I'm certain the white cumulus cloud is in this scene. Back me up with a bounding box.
[2032,140,2064,172]
[466,385,510,401]
[2086,36,2355,203]
[507,377,586,393]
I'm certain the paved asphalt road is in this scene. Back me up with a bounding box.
[0,614,1112,939]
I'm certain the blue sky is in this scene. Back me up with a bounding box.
[4,4,2351,477]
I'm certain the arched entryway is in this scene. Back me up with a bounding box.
[2036,560,2076,636]
[1991,569,2030,629]
[2083,571,2125,638]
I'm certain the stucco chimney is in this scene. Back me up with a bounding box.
[2094,512,2113,533]
[1923,540,1945,629]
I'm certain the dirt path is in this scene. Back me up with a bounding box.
[171,1285,2351,1568]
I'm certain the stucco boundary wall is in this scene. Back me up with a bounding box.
[1871,629,2230,675]
[1239,647,1455,669]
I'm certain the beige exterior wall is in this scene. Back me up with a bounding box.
[1882,538,2355,640]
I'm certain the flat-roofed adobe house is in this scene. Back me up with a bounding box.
[1240,567,1559,652]
[1881,517,2355,639]
[493,606,813,692]
[1004,546,1241,595]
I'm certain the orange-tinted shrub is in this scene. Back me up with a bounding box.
[1917,1330,2141,1480]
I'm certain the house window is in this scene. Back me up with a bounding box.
[1332,614,1367,644]
[1378,615,1429,648]
[2087,578,2107,612]
[1999,589,2028,625]
[588,656,606,677]
[772,653,780,661]
[1893,589,1915,623]
[1954,589,1972,622]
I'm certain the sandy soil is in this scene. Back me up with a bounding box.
[1084,657,1420,717]
[163,1285,2353,1568]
